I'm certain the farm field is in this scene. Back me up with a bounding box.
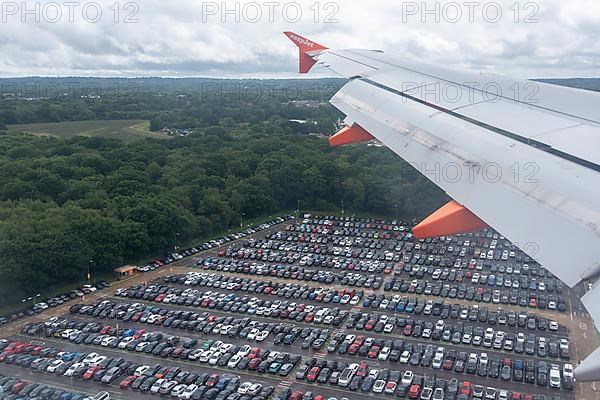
[7,120,168,142]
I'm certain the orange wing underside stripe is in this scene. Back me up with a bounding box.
[329,124,375,147]
[413,200,489,239]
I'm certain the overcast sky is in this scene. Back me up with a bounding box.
[0,0,599,78]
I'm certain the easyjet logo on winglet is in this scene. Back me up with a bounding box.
[289,34,315,48]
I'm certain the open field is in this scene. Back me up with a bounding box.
[7,120,169,142]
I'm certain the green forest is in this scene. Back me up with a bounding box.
[0,78,448,307]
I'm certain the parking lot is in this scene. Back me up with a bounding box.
[1,215,598,400]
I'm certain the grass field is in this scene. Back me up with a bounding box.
[7,119,170,142]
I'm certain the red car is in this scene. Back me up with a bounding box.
[408,384,421,399]
[365,320,375,330]
[290,391,303,400]
[12,343,28,353]
[155,294,166,302]
[206,374,219,388]
[348,343,360,355]
[11,381,27,394]
[356,361,368,377]
[133,330,146,339]
[83,366,101,380]
[100,326,112,335]
[154,367,169,379]
[306,367,320,382]
[460,382,472,396]
[247,358,262,370]
[368,346,380,358]
[248,347,261,359]
[120,375,137,389]
[443,359,454,370]
[403,325,413,336]
[529,298,537,308]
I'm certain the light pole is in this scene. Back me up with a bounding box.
[395,203,399,222]
[175,232,180,251]
[341,200,345,216]
[240,212,245,228]
[88,260,94,285]
[296,200,301,221]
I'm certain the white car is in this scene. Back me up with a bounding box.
[228,354,242,368]
[238,382,253,394]
[401,370,414,385]
[399,351,410,363]
[199,350,213,363]
[563,363,574,378]
[151,379,166,394]
[64,362,84,376]
[179,384,198,400]
[549,365,561,388]
[237,345,251,357]
[255,331,269,342]
[372,379,386,393]
[208,352,223,365]
[378,347,391,361]
[248,383,262,395]
[46,360,64,373]
[82,352,100,365]
[135,365,149,376]
[118,337,134,349]
[101,336,117,347]
[171,384,187,397]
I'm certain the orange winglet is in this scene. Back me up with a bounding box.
[284,31,328,73]
[413,200,489,239]
[329,124,375,147]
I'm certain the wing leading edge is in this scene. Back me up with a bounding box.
[285,31,600,381]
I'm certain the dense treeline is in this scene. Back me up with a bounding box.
[0,78,448,306]
[0,127,446,305]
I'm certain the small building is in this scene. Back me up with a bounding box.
[114,265,139,280]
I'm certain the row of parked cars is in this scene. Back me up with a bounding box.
[345,310,569,360]
[359,295,562,333]
[196,258,384,289]
[0,339,278,400]
[396,262,562,293]
[162,273,365,306]
[325,331,573,389]
[112,286,350,327]
[0,372,90,400]
[0,282,109,326]
[59,302,333,350]
[383,275,565,311]
[295,354,559,400]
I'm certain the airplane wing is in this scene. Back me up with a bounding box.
[285,31,600,380]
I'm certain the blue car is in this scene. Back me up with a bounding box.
[62,352,79,362]
[122,328,136,337]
